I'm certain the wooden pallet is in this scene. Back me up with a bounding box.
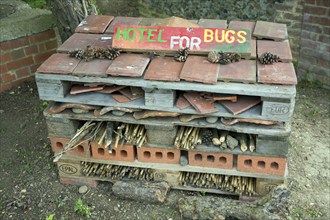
[44,107,291,137]
[57,158,284,197]
[36,73,296,122]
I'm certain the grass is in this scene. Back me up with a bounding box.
[74,198,92,218]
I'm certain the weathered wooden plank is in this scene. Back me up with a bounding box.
[261,98,295,121]
[35,73,296,99]
[39,89,293,122]
[144,88,176,108]
[57,159,82,176]
[112,25,251,55]
[61,155,286,180]
[36,78,71,99]
[44,108,291,137]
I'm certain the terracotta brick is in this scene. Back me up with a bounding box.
[188,151,233,169]
[11,49,25,60]
[137,146,180,164]
[180,56,219,84]
[75,15,114,34]
[257,40,293,62]
[198,19,227,28]
[70,85,104,94]
[139,18,163,26]
[37,53,80,74]
[29,29,56,43]
[220,95,261,115]
[49,136,91,158]
[0,52,11,63]
[92,34,113,48]
[218,60,256,83]
[57,33,101,53]
[184,92,218,114]
[59,176,98,187]
[144,56,183,81]
[24,45,38,55]
[105,16,142,34]
[16,67,31,78]
[6,57,34,71]
[253,21,288,41]
[1,73,16,82]
[106,53,150,77]
[258,62,297,85]
[237,155,287,176]
[73,58,112,77]
[175,94,191,110]
[111,94,131,103]
[91,142,135,162]
[45,39,58,50]
[228,21,256,34]
[34,50,56,63]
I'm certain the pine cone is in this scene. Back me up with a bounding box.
[259,52,280,64]
[208,51,220,63]
[94,47,106,59]
[105,47,121,60]
[201,129,214,145]
[174,47,189,62]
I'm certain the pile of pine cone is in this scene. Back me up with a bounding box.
[207,51,241,65]
[258,52,280,64]
[69,45,121,61]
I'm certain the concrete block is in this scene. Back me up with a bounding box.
[45,115,79,138]
[145,124,177,145]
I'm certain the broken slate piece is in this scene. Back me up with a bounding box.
[70,85,104,95]
[220,96,261,115]
[184,92,218,114]
[118,87,144,100]
[176,94,192,110]
[48,102,99,114]
[96,85,127,94]
[111,94,132,103]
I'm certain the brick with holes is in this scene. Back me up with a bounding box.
[49,136,91,158]
[237,155,287,176]
[188,151,233,169]
[137,146,180,164]
[90,142,135,162]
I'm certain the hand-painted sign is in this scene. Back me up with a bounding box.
[112,25,251,55]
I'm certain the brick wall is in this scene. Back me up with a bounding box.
[298,0,330,89]
[0,29,58,91]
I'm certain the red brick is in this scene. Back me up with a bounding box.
[188,151,233,169]
[49,136,91,158]
[275,4,294,11]
[315,0,330,7]
[11,49,25,60]
[0,64,8,74]
[91,142,135,162]
[29,29,56,43]
[237,155,287,176]
[0,41,11,51]
[45,39,58,50]
[34,50,56,63]
[24,45,38,55]
[59,176,98,187]
[305,0,315,4]
[9,37,30,48]
[16,67,31,79]
[6,57,34,71]
[0,53,11,63]
[0,82,13,92]
[304,5,327,14]
[30,63,41,73]
[283,12,302,21]
[38,43,47,53]
[137,146,180,164]
[1,72,16,82]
